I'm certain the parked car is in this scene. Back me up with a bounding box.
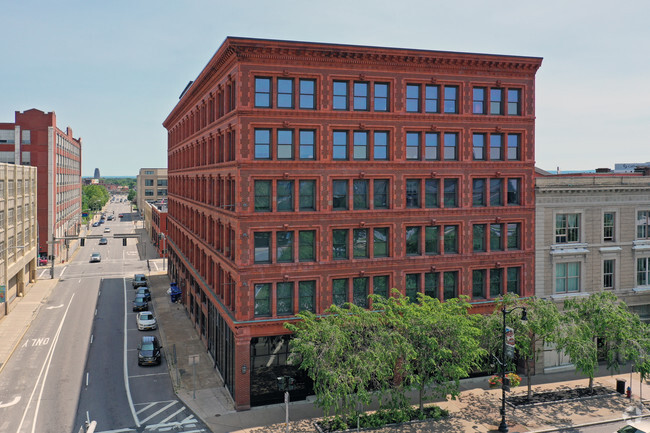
[99,237,108,245]
[618,423,650,433]
[132,296,148,312]
[92,222,99,227]
[136,311,157,330]
[135,287,151,301]
[107,215,114,221]
[132,274,147,289]
[38,256,48,266]
[137,336,161,366]
[104,227,111,233]
[90,252,101,263]
[118,213,124,218]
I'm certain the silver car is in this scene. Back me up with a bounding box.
[136,311,157,331]
[90,252,101,263]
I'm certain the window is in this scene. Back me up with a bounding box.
[333,131,348,160]
[299,79,316,109]
[353,277,369,307]
[353,82,369,111]
[277,130,293,159]
[298,281,316,312]
[277,78,293,108]
[254,180,271,212]
[299,230,315,262]
[425,179,439,208]
[508,89,521,115]
[490,224,502,251]
[405,274,419,303]
[424,272,439,299]
[374,83,389,111]
[277,180,293,211]
[425,226,439,255]
[332,180,348,210]
[639,258,650,286]
[443,86,458,114]
[507,267,520,295]
[490,134,503,160]
[556,214,580,243]
[443,179,457,208]
[425,132,439,160]
[473,270,486,299]
[406,132,420,160]
[374,131,388,160]
[507,178,521,205]
[299,130,315,160]
[144,179,154,186]
[277,282,294,315]
[373,275,389,298]
[473,88,486,114]
[490,179,503,206]
[255,78,271,108]
[277,231,293,262]
[333,279,348,306]
[406,179,420,208]
[637,211,650,239]
[473,179,486,207]
[556,262,580,293]
[473,133,486,160]
[373,228,389,257]
[333,81,349,110]
[603,259,615,289]
[255,129,271,159]
[353,131,368,160]
[333,229,348,259]
[405,226,420,255]
[254,283,271,316]
[443,271,457,300]
[507,134,520,160]
[406,84,420,112]
[254,232,271,263]
[353,228,369,258]
[374,179,389,209]
[490,88,503,115]
[443,225,458,254]
[507,223,520,250]
[490,268,503,297]
[473,224,486,252]
[603,213,615,241]
[353,179,369,210]
[425,85,439,113]
[299,180,316,211]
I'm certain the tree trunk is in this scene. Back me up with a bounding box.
[526,357,532,401]
[589,376,594,392]
[419,386,424,411]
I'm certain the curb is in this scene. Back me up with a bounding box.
[529,413,649,432]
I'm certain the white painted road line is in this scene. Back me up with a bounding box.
[135,402,156,415]
[139,401,177,424]
[123,277,140,428]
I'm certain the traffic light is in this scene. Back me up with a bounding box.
[80,238,85,246]
[123,238,127,246]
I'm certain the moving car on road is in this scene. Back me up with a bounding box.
[137,336,161,366]
[132,274,147,289]
[136,311,157,331]
[99,237,108,245]
[90,252,101,263]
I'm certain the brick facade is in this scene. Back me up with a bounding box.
[163,37,542,409]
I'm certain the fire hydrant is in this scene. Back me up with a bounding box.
[627,386,632,398]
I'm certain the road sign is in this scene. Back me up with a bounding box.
[188,354,200,366]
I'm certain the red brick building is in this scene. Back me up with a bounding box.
[163,37,542,410]
[0,109,82,260]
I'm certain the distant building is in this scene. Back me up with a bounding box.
[0,163,38,318]
[0,109,82,260]
[163,37,542,409]
[614,162,650,173]
[136,168,167,212]
[94,167,100,179]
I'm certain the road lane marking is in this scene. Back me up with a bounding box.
[139,401,177,424]
[128,373,169,379]
[15,294,75,433]
[158,406,186,424]
[86,372,89,386]
[123,277,140,428]
[0,396,21,408]
[135,402,156,414]
[46,304,63,310]
[60,266,67,277]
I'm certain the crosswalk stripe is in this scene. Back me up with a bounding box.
[136,402,156,415]
[158,406,187,424]
[139,401,177,424]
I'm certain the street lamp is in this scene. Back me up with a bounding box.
[498,306,527,433]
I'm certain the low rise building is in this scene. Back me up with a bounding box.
[136,168,167,213]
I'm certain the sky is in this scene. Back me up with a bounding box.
[2,0,649,176]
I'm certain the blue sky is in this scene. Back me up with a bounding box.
[2,0,648,176]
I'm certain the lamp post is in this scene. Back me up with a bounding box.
[498,306,527,433]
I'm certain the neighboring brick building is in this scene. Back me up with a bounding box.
[163,37,542,409]
[535,170,650,372]
[0,109,82,260]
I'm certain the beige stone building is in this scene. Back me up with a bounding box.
[535,170,650,371]
[0,163,38,318]
[136,168,167,213]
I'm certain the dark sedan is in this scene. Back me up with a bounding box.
[138,336,162,366]
[132,296,148,312]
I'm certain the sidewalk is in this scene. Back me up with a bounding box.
[3,243,650,432]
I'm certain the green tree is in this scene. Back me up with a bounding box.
[375,293,485,411]
[82,185,109,212]
[127,189,136,202]
[556,292,644,391]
